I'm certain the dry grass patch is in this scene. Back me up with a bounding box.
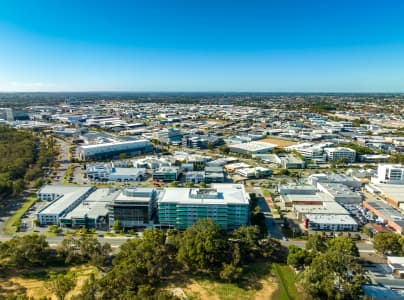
[0,265,98,300]
[259,138,297,148]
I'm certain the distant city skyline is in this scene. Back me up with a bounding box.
[1,0,404,92]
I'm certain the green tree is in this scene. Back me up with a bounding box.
[177,219,226,271]
[98,229,170,298]
[48,273,76,300]
[231,225,261,264]
[373,232,402,255]
[219,263,243,283]
[287,245,311,269]
[306,233,327,253]
[112,220,123,232]
[1,234,50,267]
[328,236,359,257]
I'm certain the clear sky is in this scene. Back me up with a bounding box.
[0,0,404,92]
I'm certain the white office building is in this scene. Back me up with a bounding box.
[324,147,356,163]
[37,185,95,225]
[373,164,404,184]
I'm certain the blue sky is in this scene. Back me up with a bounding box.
[0,0,404,92]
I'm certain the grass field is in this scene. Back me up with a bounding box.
[170,261,278,300]
[4,193,37,235]
[0,265,98,299]
[259,138,297,148]
[272,264,298,300]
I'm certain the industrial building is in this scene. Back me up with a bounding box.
[78,140,153,160]
[317,182,362,204]
[304,214,358,231]
[308,173,362,188]
[37,185,95,225]
[228,141,276,155]
[157,184,250,230]
[363,199,404,233]
[108,187,157,228]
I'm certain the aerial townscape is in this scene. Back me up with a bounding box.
[1,1,404,300]
[0,93,404,299]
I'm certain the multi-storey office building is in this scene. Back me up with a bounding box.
[108,187,157,228]
[324,147,356,163]
[157,184,250,230]
[375,164,404,184]
[37,185,95,225]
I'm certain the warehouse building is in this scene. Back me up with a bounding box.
[305,214,358,231]
[228,141,276,155]
[37,185,95,225]
[317,182,362,204]
[158,184,250,230]
[78,139,153,160]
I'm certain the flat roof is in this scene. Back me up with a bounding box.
[305,213,357,225]
[38,186,93,215]
[294,200,349,215]
[364,199,404,227]
[80,139,150,150]
[159,184,249,205]
[373,183,404,204]
[230,141,276,151]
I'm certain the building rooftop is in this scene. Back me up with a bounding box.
[305,213,357,225]
[159,184,249,205]
[38,186,93,215]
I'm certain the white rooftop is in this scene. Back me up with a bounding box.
[39,186,93,215]
[305,213,357,225]
[159,184,249,205]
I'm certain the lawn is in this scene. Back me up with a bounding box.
[272,264,298,300]
[4,193,37,235]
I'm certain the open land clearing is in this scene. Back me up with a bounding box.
[259,138,297,148]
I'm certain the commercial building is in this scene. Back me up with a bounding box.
[317,182,362,204]
[373,164,404,184]
[108,187,157,228]
[153,166,179,182]
[286,143,328,162]
[308,173,362,188]
[185,171,205,184]
[86,162,146,182]
[154,128,183,145]
[78,140,153,160]
[228,141,276,155]
[324,147,356,163]
[37,185,94,225]
[205,166,225,183]
[158,184,250,230]
[363,199,404,233]
[280,154,305,169]
[60,188,119,229]
[304,214,358,231]
[366,183,404,209]
[236,167,272,178]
